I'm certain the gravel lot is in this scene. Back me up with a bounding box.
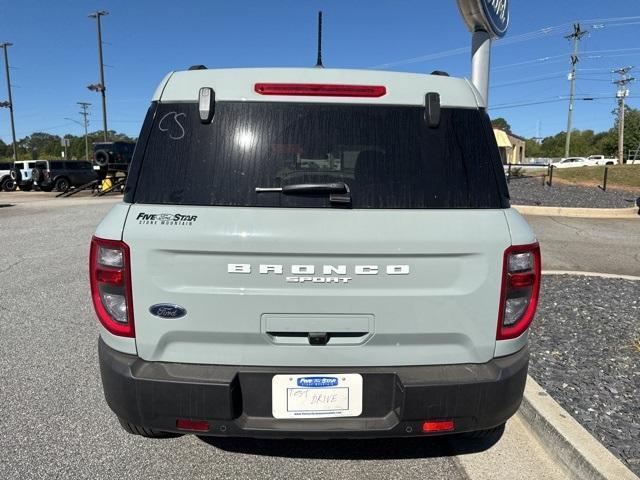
[529,275,640,475]
[508,176,639,208]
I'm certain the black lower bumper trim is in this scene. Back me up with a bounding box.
[98,338,528,439]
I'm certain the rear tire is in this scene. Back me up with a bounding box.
[1,177,15,191]
[461,423,505,439]
[54,177,70,192]
[117,417,183,439]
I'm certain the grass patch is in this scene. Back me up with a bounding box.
[551,165,640,191]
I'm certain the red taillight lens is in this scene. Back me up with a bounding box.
[254,83,387,97]
[89,236,134,337]
[422,420,455,433]
[176,419,210,432]
[497,243,541,340]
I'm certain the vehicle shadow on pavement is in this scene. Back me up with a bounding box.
[198,430,504,460]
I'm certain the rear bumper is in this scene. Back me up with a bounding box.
[99,338,528,439]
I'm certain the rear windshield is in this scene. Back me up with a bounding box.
[128,102,508,209]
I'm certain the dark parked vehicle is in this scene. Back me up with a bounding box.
[93,141,136,179]
[32,160,99,192]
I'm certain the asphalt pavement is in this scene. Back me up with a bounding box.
[525,215,640,277]
[3,194,631,479]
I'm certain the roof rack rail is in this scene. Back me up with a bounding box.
[188,65,207,71]
[430,70,450,76]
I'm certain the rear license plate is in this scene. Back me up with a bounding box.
[272,374,363,419]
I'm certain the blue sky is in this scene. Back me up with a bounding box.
[0,0,638,142]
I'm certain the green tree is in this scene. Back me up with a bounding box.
[617,106,640,160]
[525,139,542,158]
[19,132,62,159]
[491,117,512,133]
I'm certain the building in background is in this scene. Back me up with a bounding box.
[493,128,526,164]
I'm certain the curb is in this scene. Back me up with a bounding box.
[520,376,638,480]
[513,204,638,219]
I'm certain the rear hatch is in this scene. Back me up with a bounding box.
[123,89,512,367]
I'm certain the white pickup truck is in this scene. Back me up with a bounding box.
[587,155,618,166]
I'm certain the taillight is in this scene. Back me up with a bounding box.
[254,83,387,97]
[497,243,541,340]
[89,236,134,337]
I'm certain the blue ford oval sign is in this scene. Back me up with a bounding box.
[457,0,509,39]
[481,0,508,38]
[149,303,187,319]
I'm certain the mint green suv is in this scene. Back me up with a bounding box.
[91,67,540,440]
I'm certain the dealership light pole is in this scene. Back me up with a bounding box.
[456,0,509,108]
[88,11,109,142]
[0,42,18,161]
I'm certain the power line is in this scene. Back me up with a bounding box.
[492,71,567,89]
[492,48,640,71]
[372,16,640,69]
[492,94,623,110]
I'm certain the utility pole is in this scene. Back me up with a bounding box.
[78,102,91,161]
[0,42,18,162]
[87,11,108,142]
[564,23,588,158]
[613,67,634,165]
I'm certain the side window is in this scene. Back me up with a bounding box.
[66,162,78,170]
[51,161,63,169]
[0,162,12,171]
[27,162,36,168]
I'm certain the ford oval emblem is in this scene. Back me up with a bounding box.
[149,303,187,319]
[480,0,509,38]
[457,0,509,39]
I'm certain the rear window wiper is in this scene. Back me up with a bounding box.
[255,182,351,204]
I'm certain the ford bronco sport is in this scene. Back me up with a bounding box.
[92,67,540,439]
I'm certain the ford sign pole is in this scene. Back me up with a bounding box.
[456,0,509,107]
